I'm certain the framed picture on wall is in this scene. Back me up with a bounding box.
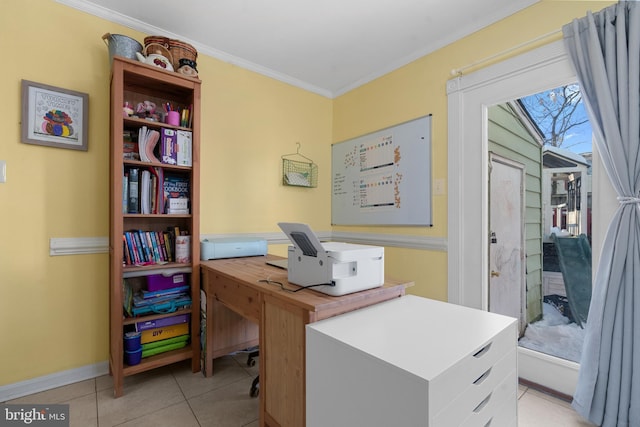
[21,80,89,151]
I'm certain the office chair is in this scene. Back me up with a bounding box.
[247,349,259,397]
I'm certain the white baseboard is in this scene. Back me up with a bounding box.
[0,361,109,402]
[518,346,578,397]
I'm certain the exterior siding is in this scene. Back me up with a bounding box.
[488,103,543,324]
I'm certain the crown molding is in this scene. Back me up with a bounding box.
[56,0,333,98]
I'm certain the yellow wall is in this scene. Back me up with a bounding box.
[0,1,331,386]
[0,0,612,386]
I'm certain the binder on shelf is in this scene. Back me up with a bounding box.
[131,295,192,317]
[140,285,190,301]
[128,168,139,214]
[122,171,129,214]
[140,322,190,344]
[141,335,189,358]
[141,334,189,351]
[136,313,190,332]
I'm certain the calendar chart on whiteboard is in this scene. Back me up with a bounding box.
[331,115,432,226]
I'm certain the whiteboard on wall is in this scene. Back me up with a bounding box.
[331,115,432,226]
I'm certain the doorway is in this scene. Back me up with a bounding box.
[446,40,614,396]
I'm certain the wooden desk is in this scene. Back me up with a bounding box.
[201,255,409,427]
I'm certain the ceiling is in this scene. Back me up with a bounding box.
[63,0,538,98]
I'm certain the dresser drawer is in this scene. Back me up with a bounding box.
[430,324,515,413]
[213,274,260,322]
[459,369,518,427]
[433,349,516,426]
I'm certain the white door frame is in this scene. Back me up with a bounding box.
[447,40,574,310]
[446,39,610,396]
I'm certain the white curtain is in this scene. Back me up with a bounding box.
[563,2,640,426]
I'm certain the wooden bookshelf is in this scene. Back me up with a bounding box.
[108,57,201,397]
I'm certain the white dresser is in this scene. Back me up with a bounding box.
[306,295,518,427]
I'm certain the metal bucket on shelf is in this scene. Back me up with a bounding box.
[102,33,143,63]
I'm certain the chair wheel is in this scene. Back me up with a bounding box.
[247,358,256,367]
[250,386,259,398]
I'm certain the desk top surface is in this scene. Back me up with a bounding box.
[201,254,411,313]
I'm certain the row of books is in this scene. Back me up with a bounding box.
[122,228,190,266]
[122,128,192,167]
[123,167,190,215]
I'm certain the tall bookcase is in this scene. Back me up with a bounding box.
[109,57,201,397]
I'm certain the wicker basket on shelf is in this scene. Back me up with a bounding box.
[144,35,169,48]
[168,39,198,71]
[144,36,198,71]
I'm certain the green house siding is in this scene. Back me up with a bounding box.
[489,103,543,324]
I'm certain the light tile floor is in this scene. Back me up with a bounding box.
[5,353,596,426]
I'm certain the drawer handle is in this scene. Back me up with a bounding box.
[473,342,492,358]
[473,367,492,385]
[473,393,492,413]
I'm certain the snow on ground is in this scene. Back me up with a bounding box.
[518,302,586,363]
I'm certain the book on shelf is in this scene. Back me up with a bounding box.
[176,130,192,167]
[122,235,131,266]
[136,167,165,215]
[123,232,139,264]
[140,170,151,214]
[123,143,140,161]
[166,197,189,214]
[158,232,169,261]
[138,126,161,163]
[123,229,185,266]
[163,175,190,214]
[161,129,177,165]
[175,235,191,263]
[163,230,174,262]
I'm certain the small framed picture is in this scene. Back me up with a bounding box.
[21,80,89,151]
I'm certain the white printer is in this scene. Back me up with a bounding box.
[278,222,384,296]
